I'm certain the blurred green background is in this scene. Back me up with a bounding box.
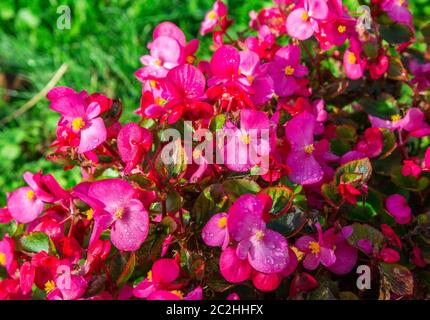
[0,0,429,206]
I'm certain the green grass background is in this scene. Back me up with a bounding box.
[0,0,429,206]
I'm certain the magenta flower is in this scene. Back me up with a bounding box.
[410,60,430,92]
[209,45,242,87]
[87,179,149,251]
[47,87,107,154]
[7,186,44,224]
[227,194,288,274]
[286,0,329,40]
[386,194,412,225]
[201,212,229,249]
[220,247,252,283]
[381,0,412,27]
[163,64,213,123]
[295,223,336,270]
[200,0,228,36]
[269,45,308,97]
[285,111,324,185]
[343,39,366,80]
[0,236,16,277]
[117,123,153,173]
[23,171,69,203]
[252,271,282,292]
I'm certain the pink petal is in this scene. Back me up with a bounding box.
[7,187,44,223]
[78,117,106,154]
[152,259,179,283]
[286,151,323,185]
[295,235,315,252]
[252,271,282,292]
[327,241,358,275]
[210,45,240,80]
[386,194,411,225]
[201,213,229,247]
[319,247,337,267]
[153,22,186,46]
[303,253,320,270]
[220,247,252,283]
[150,36,183,64]
[286,9,314,40]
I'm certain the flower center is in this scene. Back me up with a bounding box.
[147,270,153,281]
[391,114,402,122]
[247,74,254,84]
[240,133,251,145]
[304,144,314,154]
[398,0,405,5]
[347,52,357,65]
[255,230,265,241]
[71,117,86,131]
[301,11,309,21]
[208,10,217,20]
[114,207,125,220]
[217,217,227,229]
[338,25,346,33]
[308,241,320,254]
[171,290,184,299]
[154,59,162,66]
[149,80,157,89]
[44,280,56,294]
[27,190,35,201]
[284,65,295,76]
[0,253,6,266]
[186,55,195,64]
[86,208,94,220]
[290,246,305,262]
[154,96,166,106]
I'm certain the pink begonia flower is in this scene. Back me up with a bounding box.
[134,259,185,299]
[285,111,324,185]
[368,108,430,137]
[386,194,412,225]
[7,186,44,224]
[286,0,329,40]
[340,151,366,165]
[381,0,413,26]
[47,87,107,154]
[220,247,252,283]
[369,54,389,80]
[227,194,288,274]
[227,292,240,300]
[162,64,213,123]
[402,159,422,178]
[23,171,69,203]
[252,271,283,292]
[269,45,309,97]
[356,128,383,158]
[343,39,366,80]
[318,17,356,49]
[87,179,149,251]
[411,246,427,268]
[208,45,242,87]
[279,247,299,277]
[323,226,358,275]
[357,239,373,255]
[47,272,88,300]
[0,236,16,277]
[152,22,199,64]
[245,25,276,60]
[410,60,430,92]
[117,123,153,173]
[295,222,336,270]
[223,109,273,175]
[379,247,400,264]
[202,212,229,249]
[200,0,228,36]
[19,262,35,295]
[239,50,274,106]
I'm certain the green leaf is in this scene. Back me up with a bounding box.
[209,114,226,131]
[321,182,343,208]
[166,190,183,213]
[116,252,136,289]
[260,186,294,216]
[422,21,430,45]
[222,178,261,201]
[379,129,397,159]
[379,24,413,44]
[360,98,398,119]
[345,201,378,222]
[335,158,372,187]
[155,140,187,180]
[267,206,307,238]
[192,184,230,224]
[347,223,384,252]
[387,57,408,81]
[20,232,50,253]
[391,166,430,191]
[0,221,17,240]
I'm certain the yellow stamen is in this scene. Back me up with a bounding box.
[114,208,125,220]
[284,65,295,76]
[247,75,254,84]
[171,290,184,299]
[186,55,195,64]
[240,134,250,145]
[71,117,86,131]
[147,270,153,281]
[399,0,405,5]
[27,190,35,201]
[86,208,94,220]
[0,253,6,266]
[347,52,357,65]
[290,246,305,262]
[391,114,402,122]
[149,80,157,89]
[154,96,165,106]
[304,144,314,154]
[301,11,309,21]
[217,217,227,229]
[154,59,162,66]
[308,241,320,254]
[255,230,265,241]
[208,10,217,20]
[44,280,56,294]
[338,25,346,33]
